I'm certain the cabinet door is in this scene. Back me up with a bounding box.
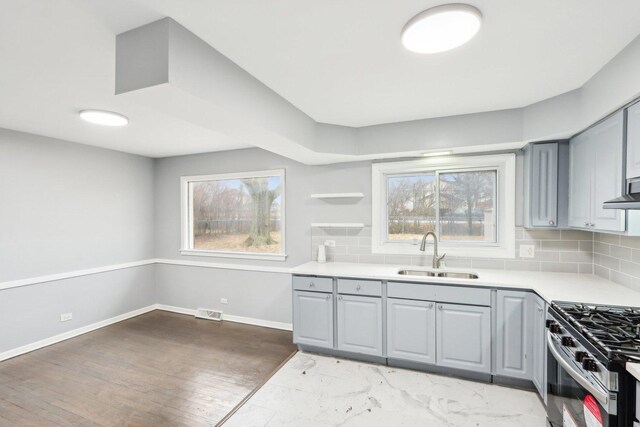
[495,291,532,380]
[532,295,547,402]
[337,294,383,356]
[293,290,334,349]
[387,298,436,364]
[590,111,625,232]
[626,101,640,179]
[530,143,559,227]
[436,303,491,373]
[568,132,592,229]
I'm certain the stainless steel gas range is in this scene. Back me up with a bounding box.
[547,302,639,427]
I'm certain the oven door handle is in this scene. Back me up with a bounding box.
[547,331,609,407]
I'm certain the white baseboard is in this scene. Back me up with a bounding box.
[156,304,293,331]
[0,305,156,363]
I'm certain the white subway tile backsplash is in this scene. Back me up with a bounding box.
[540,240,579,252]
[610,245,632,261]
[540,262,579,274]
[593,233,640,290]
[309,227,640,289]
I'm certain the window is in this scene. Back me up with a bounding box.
[181,169,286,261]
[372,155,515,258]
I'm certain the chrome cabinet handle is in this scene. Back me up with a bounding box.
[309,282,315,288]
[338,295,343,301]
[356,284,361,291]
[326,294,331,300]
[583,222,589,227]
[590,223,595,227]
[548,220,555,225]
[428,303,434,309]
[537,307,543,312]
[547,332,608,407]
[438,305,443,310]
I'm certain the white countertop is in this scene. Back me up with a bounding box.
[291,261,640,307]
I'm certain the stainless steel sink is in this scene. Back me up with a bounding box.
[436,272,479,279]
[397,270,437,277]
[397,269,478,279]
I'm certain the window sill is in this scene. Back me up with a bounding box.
[179,249,288,262]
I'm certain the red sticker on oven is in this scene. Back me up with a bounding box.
[583,395,603,427]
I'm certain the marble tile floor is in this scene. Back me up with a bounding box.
[223,352,547,427]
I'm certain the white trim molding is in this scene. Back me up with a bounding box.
[0,258,292,292]
[0,305,156,363]
[179,249,287,262]
[156,304,293,331]
[0,259,156,291]
[371,154,516,259]
[155,258,292,274]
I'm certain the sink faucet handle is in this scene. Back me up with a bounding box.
[438,253,446,261]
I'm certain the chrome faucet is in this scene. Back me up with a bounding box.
[420,231,446,269]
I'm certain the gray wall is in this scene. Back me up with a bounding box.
[0,266,155,354]
[0,129,155,282]
[0,129,156,354]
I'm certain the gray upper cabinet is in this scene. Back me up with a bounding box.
[495,290,532,380]
[532,295,547,402]
[337,294,383,356]
[293,290,334,349]
[436,303,491,373]
[626,101,640,179]
[523,142,560,228]
[569,111,625,232]
[386,298,436,364]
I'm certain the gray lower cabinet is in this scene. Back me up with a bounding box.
[436,303,491,373]
[495,290,532,380]
[337,294,383,356]
[293,290,334,349]
[532,295,548,402]
[386,298,436,364]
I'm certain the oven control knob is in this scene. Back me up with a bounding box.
[575,351,587,362]
[561,336,575,347]
[546,319,554,328]
[582,358,598,372]
[549,324,562,334]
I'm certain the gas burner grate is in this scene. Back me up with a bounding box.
[554,302,640,359]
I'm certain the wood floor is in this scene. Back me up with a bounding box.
[0,310,297,426]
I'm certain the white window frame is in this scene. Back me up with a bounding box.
[180,169,287,261]
[372,154,515,259]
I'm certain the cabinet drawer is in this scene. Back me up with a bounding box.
[337,279,382,297]
[388,282,490,306]
[293,276,333,293]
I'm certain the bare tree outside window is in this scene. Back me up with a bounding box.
[439,171,496,241]
[386,170,496,243]
[191,175,282,254]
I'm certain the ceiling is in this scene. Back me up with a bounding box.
[1,0,640,157]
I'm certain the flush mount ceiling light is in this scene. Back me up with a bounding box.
[79,110,129,127]
[402,4,482,54]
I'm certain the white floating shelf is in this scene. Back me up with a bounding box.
[311,223,365,228]
[310,192,364,199]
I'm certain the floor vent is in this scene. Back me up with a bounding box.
[195,308,223,321]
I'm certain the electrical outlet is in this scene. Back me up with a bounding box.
[220,298,228,304]
[324,240,336,247]
[60,313,73,322]
[519,244,535,258]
